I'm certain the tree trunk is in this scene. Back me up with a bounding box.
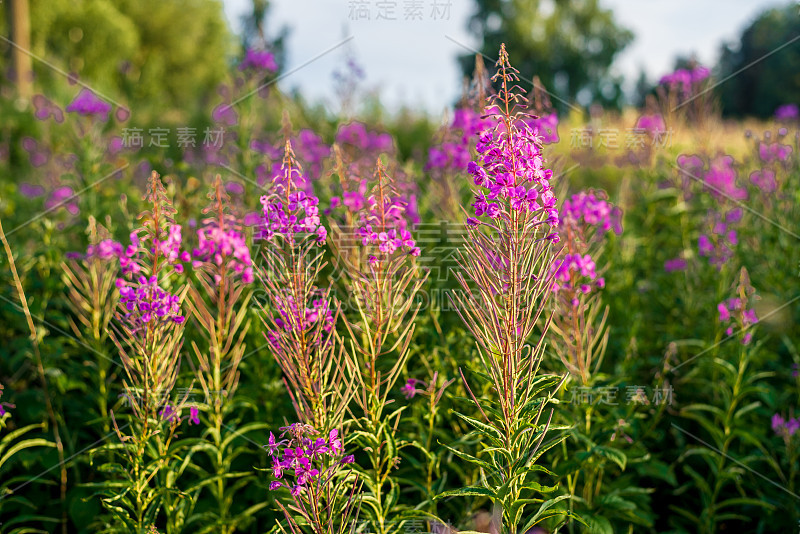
[7,0,33,100]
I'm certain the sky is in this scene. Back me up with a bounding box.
[221,0,790,116]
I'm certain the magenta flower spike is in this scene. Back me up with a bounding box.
[446,44,569,531]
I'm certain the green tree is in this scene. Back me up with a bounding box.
[460,0,633,110]
[239,0,288,71]
[716,2,800,118]
[1,0,231,116]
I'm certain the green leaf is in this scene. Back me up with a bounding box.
[434,486,496,501]
[452,411,503,443]
[583,515,614,534]
[593,446,626,471]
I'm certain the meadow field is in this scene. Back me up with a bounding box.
[0,32,798,534]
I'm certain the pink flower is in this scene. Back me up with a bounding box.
[664,258,687,273]
[239,48,278,72]
[775,104,799,121]
[401,379,420,399]
[65,88,111,121]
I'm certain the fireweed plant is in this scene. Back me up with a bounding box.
[440,45,569,533]
[266,422,361,534]
[198,47,280,196]
[673,267,774,533]
[93,171,192,533]
[656,64,713,127]
[546,192,662,531]
[549,190,620,385]
[182,175,263,533]
[255,141,352,433]
[61,218,122,438]
[767,408,800,526]
[327,153,426,534]
[26,87,130,222]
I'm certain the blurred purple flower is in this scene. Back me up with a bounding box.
[635,114,666,135]
[703,155,747,201]
[108,136,125,156]
[664,258,687,273]
[45,186,79,215]
[212,103,238,126]
[758,142,792,163]
[192,223,254,284]
[750,169,777,193]
[239,48,278,73]
[560,191,622,235]
[225,181,244,195]
[65,88,112,121]
[775,104,799,121]
[19,183,45,198]
[22,137,49,167]
[773,413,800,438]
[160,404,178,422]
[243,211,262,226]
[32,94,64,123]
[526,112,560,144]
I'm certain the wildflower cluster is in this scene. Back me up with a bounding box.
[258,186,327,244]
[256,142,350,431]
[65,88,112,121]
[427,108,494,171]
[116,227,189,277]
[159,404,200,426]
[659,65,711,96]
[717,296,758,344]
[336,121,393,155]
[33,94,65,123]
[774,103,799,121]
[698,209,741,269]
[153,224,189,272]
[357,194,421,262]
[772,414,800,439]
[252,129,331,181]
[45,185,79,215]
[192,224,254,284]
[551,253,605,300]
[267,423,354,495]
[447,45,568,532]
[466,116,558,232]
[118,275,185,331]
[635,113,667,135]
[82,239,124,261]
[239,48,278,73]
[700,155,748,201]
[267,296,335,351]
[716,267,759,345]
[560,190,623,236]
[750,168,777,193]
[331,173,420,230]
[759,140,793,163]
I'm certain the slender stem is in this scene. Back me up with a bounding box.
[0,217,68,534]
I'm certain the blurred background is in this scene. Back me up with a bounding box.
[1,0,798,119]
